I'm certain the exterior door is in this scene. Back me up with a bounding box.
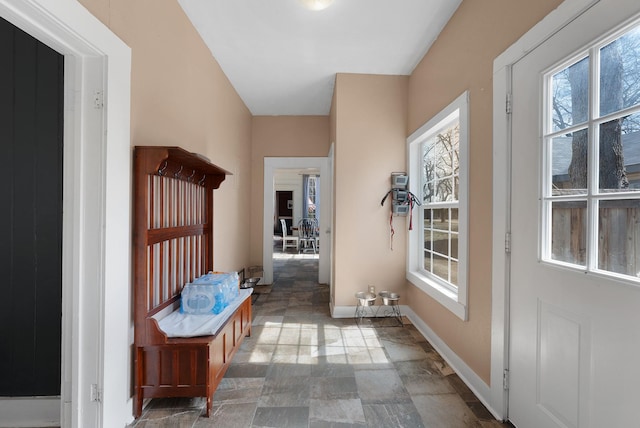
[509,1,640,427]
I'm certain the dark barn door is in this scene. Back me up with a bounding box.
[0,17,64,397]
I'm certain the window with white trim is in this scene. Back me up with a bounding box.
[543,22,640,282]
[407,92,469,320]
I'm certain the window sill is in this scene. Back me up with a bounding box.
[407,271,467,321]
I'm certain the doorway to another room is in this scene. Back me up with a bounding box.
[263,157,331,286]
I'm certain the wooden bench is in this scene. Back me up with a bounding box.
[132,146,251,418]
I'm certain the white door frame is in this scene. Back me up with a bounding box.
[0,1,131,427]
[263,157,331,285]
[491,0,601,420]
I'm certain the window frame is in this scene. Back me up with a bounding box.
[541,21,640,283]
[407,91,469,320]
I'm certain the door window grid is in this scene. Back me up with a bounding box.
[543,21,640,281]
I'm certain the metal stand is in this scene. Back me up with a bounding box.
[354,300,376,324]
[375,303,403,326]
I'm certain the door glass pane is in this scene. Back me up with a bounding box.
[551,56,590,132]
[551,129,589,195]
[598,199,640,277]
[551,201,587,266]
[600,25,640,116]
[599,112,640,192]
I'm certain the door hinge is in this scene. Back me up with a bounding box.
[505,232,511,254]
[93,90,104,109]
[503,369,510,390]
[90,383,102,402]
[506,92,512,115]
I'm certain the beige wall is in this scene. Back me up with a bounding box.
[250,116,330,264]
[407,0,563,384]
[333,74,409,305]
[78,0,253,272]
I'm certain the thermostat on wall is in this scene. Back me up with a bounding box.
[391,172,408,189]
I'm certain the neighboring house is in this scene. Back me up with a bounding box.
[553,131,640,188]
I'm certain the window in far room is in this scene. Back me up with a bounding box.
[407,92,469,320]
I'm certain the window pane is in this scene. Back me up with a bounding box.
[551,129,589,195]
[600,25,640,116]
[551,201,587,266]
[432,253,449,283]
[451,208,459,232]
[424,227,432,251]
[432,209,449,230]
[433,177,453,202]
[599,112,640,192]
[451,232,458,259]
[598,199,640,277]
[551,56,589,132]
[432,231,449,256]
[449,259,458,287]
[423,249,432,272]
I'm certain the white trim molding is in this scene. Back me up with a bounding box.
[0,1,132,427]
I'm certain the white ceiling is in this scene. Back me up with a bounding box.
[178,0,462,116]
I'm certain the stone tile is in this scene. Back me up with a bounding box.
[400,372,456,395]
[411,393,482,428]
[259,376,311,407]
[394,359,436,377]
[253,315,285,326]
[212,377,264,405]
[309,398,365,425]
[225,363,270,378]
[130,409,201,428]
[230,345,275,364]
[380,339,429,362]
[266,362,312,378]
[346,346,392,367]
[251,406,310,428]
[362,402,425,428]
[354,369,411,404]
[310,376,358,399]
[310,363,355,378]
[193,402,257,428]
[271,343,313,364]
[448,373,479,403]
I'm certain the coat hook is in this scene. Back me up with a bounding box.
[199,174,206,186]
[187,169,196,182]
[174,165,183,178]
[158,161,168,176]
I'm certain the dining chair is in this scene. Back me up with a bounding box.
[280,218,299,252]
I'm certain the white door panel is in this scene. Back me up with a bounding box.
[510,1,640,427]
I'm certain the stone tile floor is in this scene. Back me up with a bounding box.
[131,256,513,427]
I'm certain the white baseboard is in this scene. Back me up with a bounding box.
[402,307,502,421]
[0,397,60,427]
